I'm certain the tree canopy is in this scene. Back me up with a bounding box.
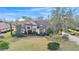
[49,7,76,32]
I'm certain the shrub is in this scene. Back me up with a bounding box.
[32,31,37,35]
[37,32,46,36]
[24,31,27,34]
[0,41,9,50]
[37,32,50,36]
[12,34,16,37]
[15,33,25,37]
[44,32,49,36]
[62,34,69,41]
[48,42,60,50]
[46,28,53,35]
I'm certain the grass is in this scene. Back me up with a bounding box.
[7,36,79,51]
[8,36,49,51]
[46,35,79,51]
[0,32,79,51]
[0,32,13,42]
[59,40,79,51]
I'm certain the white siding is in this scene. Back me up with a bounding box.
[22,24,45,34]
[32,25,37,32]
[36,29,40,34]
[25,25,32,31]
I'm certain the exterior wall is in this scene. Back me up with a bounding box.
[21,24,46,34]
[24,25,40,34]
[25,25,32,32]
[32,25,37,32]
[36,28,40,34]
[24,25,41,34]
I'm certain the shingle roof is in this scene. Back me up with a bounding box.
[34,20,50,28]
[0,22,10,32]
[15,19,50,29]
[24,20,37,25]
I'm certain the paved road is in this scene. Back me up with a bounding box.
[62,32,79,45]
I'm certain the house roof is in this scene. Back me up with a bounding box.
[24,20,50,28]
[34,20,50,28]
[14,18,50,29]
[0,22,10,31]
[24,20,37,25]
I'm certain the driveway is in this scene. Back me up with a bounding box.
[62,32,79,45]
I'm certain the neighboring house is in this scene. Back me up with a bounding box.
[0,21,10,33]
[0,21,14,32]
[18,18,50,34]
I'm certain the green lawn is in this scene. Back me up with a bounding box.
[0,32,13,42]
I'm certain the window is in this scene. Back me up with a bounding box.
[37,26,39,28]
[27,27,30,29]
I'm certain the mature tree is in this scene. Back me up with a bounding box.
[49,7,75,33]
[75,15,79,28]
[65,8,75,29]
[49,7,64,33]
[15,24,24,37]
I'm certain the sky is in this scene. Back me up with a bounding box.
[0,7,79,21]
[0,7,52,21]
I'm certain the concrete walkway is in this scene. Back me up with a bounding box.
[62,32,79,45]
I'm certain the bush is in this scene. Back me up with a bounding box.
[62,34,69,41]
[48,42,60,50]
[46,28,53,35]
[36,32,45,36]
[15,33,25,37]
[11,34,16,37]
[0,41,9,50]
[32,31,37,35]
[44,32,49,36]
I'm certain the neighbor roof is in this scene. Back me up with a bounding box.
[0,22,10,32]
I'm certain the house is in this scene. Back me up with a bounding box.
[0,21,10,33]
[34,20,50,34]
[0,21,16,33]
[17,18,50,35]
